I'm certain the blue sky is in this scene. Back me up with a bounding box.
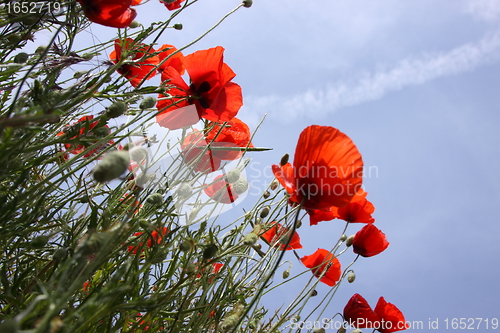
[41,0,500,330]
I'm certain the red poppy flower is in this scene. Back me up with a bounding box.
[156,46,242,129]
[204,175,238,204]
[77,0,138,28]
[157,44,185,75]
[196,262,224,278]
[308,189,375,225]
[272,125,363,210]
[57,115,114,158]
[180,118,252,173]
[109,38,159,87]
[300,248,342,287]
[374,297,409,333]
[261,223,302,251]
[343,294,381,330]
[127,227,169,254]
[352,224,389,257]
[161,0,185,11]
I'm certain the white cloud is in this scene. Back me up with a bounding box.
[466,0,500,22]
[243,30,500,123]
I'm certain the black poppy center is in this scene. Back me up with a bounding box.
[190,81,211,109]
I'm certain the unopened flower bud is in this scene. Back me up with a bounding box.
[311,290,318,297]
[232,178,248,195]
[259,206,270,218]
[313,329,325,333]
[254,243,262,250]
[346,235,354,247]
[129,20,141,28]
[139,218,152,230]
[81,52,94,60]
[173,23,183,30]
[179,239,193,252]
[93,151,130,183]
[243,232,258,245]
[340,234,347,242]
[203,244,218,259]
[14,52,28,64]
[226,168,241,184]
[139,96,156,109]
[270,179,279,190]
[263,190,270,199]
[146,193,163,205]
[106,101,127,118]
[242,0,252,8]
[186,263,197,275]
[129,146,148,163]
[280,153,289,166]
[282,267,291,279]
[35,45,47,54]
[176,182,193,199]
[31,235,49,248]
[7,34,22,45]
[347,271,356,283]
[337,327,347,333]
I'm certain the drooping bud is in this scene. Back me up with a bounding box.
[280,153,289,166]
[311,290,318,297]
[14,52,29,64]
[243,232,258,245]
[93,151,130,183]
[337,327,347,333]
[259,206,270,218]
[226,168,241,184]
[340,234,347,242]
[232,178,248,195]
[270,179,279,191]
[345,235,354,247]
[129,20,141,28]
[173,23,183,30]
[242,0,252,8]
[282,266,291,279]
[106,101,127,118]
[203,244,218,260]
[139,96,156,109]
[347,271,356,283]
[146,193,163,206]
[263,190,270,199]
[220,304,245,332]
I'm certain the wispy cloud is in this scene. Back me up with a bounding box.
[243,30,500,123]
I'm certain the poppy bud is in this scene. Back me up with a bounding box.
[226,168,241,184]
[282,267,291,279]
[7,34,22,45]
[203,244,218,259]
[311,290,318,297]
[260,206,270,218]
[35,45,47,54]
[340,234,347,242]
[140,96,156,109]
[263,190,270,199]
[93,151,130,183]
[129,146,148,163]
[232,178,248,195]
[173,23,183,30]
[313,329,325,333]
[73,71,87,79]
[81,52,94,60]
[254,243,262,250]
[129,20,141,28]
[146,193,163,205]
[30,235,49,248]
[345,235,354,247]
[337,327,346,333]
[106,101,127,118]
[14,52,28,64]
[347,271,355,283]
[139,218,152,230]
[242,0,252,8]
[243,232,258,245]
[186,263,197,275]
[176,183,193,199]
[270,179,279,191]
[280,153,289,166]
[179,239,193,252]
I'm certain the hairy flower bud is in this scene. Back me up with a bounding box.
[173,23,183,30]
[226,168,241,184]
[35,45,47,54]
[179,240,193,252]
[232,178,248,195]
[346,235,354,247]
[93,151,130,183]
[243,232,258,245]
[129,146,148,163]
[203,244,218,259]
[340,234,347,242]
[81,52,94,60]
[14,52,28,64]
[106,101,127,118]
[129,20,141,28]
[146,193,163,206]
[139,96,157,109]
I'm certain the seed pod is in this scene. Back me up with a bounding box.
[73,71,86,79]
[106,101,127,118]
[139,96,156,109]
[203,244,218,259]
[93,151,130,183]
